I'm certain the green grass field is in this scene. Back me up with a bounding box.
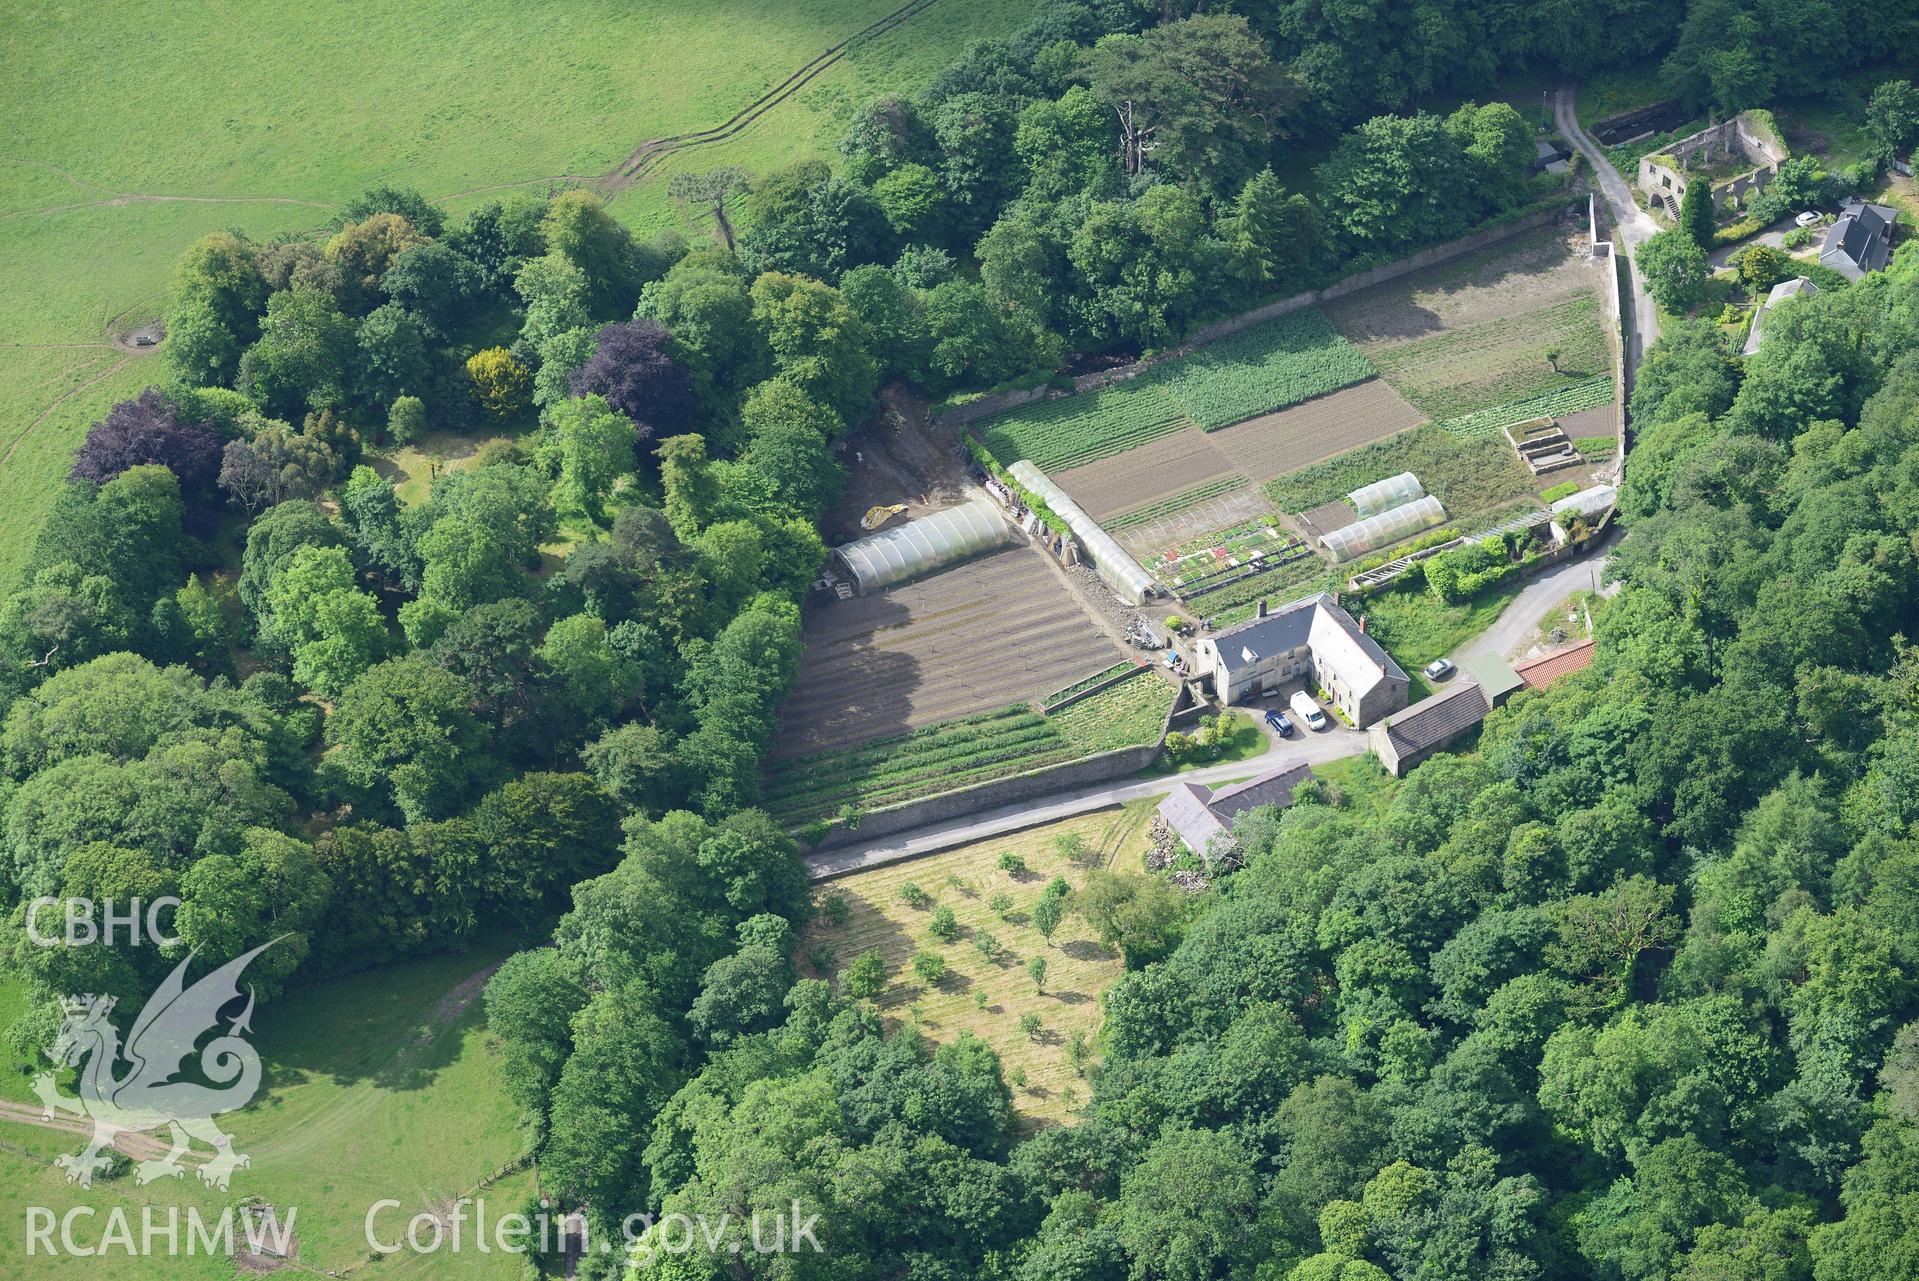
[0,951,525,1277]
[0,0,1026,588]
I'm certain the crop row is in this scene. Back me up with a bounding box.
[1042,662,1137,706]
[1191,559,1332,623]
[1434,376,1614,442]
[767,736,1082,824]
[974,382,1188,471]
[764,726,1069,812]
[765,715,1055,802]
[1153,310,1376,430]
[1105,476,1250,531]
[1050,677,1177,752]
[771,703,1039,773]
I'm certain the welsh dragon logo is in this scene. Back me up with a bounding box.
[33,941,277,1190]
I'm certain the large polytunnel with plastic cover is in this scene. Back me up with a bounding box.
[832,498,1011,594]
[1008,461,1156,605]
[1320,494,1448,563]
[1348,472,1425,518]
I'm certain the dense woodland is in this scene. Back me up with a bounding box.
[0,0,1914,1277]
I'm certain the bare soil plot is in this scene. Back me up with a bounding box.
[1323,227,1613,420]
[1206,378,1427,480]
[801,805,1154,1128]
[1324,227,1598,346]
[1051,426,1241,521]
[773,547,1124,758]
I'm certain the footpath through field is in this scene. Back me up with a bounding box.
[807,544,1615,880]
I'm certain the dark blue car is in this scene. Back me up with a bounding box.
[1265,710,1293,736]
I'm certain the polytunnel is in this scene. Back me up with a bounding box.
[1320,494,1447,563]
[1347,472,1425,518]
[1008,461,1157,605]
[1549,484,1617,522]
[832,498,1010,594]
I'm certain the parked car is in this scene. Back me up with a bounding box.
[1289,689,1328,731]
[1795,210,1822,228]
[1424,658,1456,681]
[1265,710,1293,736]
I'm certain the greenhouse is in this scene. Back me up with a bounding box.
[1347,472,1425,518]
[832,498,1011,595]
[1009,461,1157,605]
[1549,484,1618,522]
[1320,494,1447,563]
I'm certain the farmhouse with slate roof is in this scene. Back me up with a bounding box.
[1193,593,1409,726]
[1820,199,1898,280]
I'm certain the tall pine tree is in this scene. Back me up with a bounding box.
[1223,167,1320,296]
[1678,177,1716,250]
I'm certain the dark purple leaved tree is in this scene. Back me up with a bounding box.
[70,388,224,493]
[569,320,695,441]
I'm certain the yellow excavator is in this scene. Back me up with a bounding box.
[860,503,908,531]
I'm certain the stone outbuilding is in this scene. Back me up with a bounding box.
[1636,112,1787,218]
[1155,762,1314,861]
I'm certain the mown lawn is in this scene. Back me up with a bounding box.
[801,804,1157,1129]
[0,952,525,1278]
[1353,576,1530,698]
[0,0,1026,589]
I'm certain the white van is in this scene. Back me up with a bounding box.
[1289,689,1328,731]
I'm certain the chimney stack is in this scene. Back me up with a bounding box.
[1359,615,1368,634]
[1256,598,1268,618]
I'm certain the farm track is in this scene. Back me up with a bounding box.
[597,0,947,197]
[1,354,130,467]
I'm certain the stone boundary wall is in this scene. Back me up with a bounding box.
[806,743,1161,857]
[936,201,1578,426]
